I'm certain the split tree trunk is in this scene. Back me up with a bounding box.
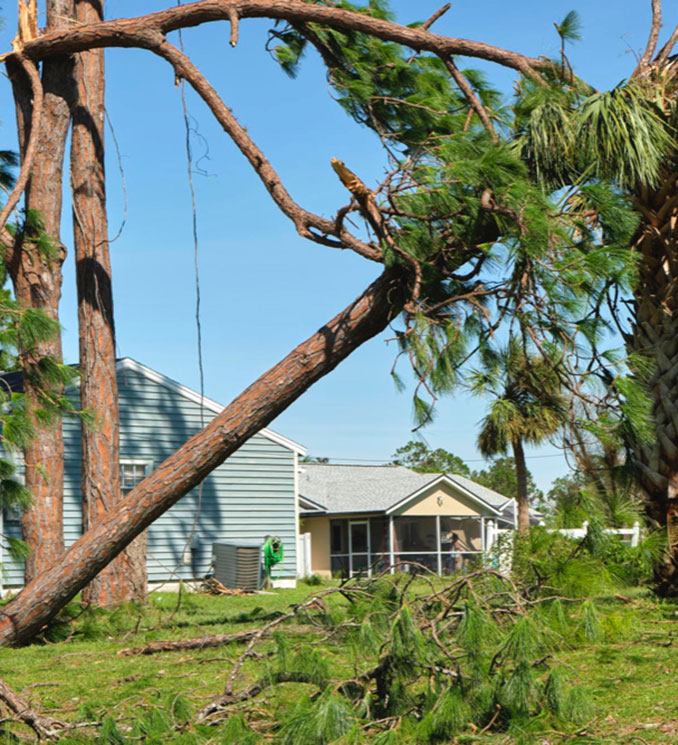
[628,182,678,596]
[512,437,530,536]
[70,0,146,606]
[0,268,407,645]
[6,0,74,583]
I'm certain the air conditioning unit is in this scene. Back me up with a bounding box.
[213,541,262,591]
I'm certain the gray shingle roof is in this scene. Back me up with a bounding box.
[299,464,512,515]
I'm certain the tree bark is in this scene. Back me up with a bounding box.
[628,186,678,595]
[5,0,74,584]
[70,0,146,607]
[0,268,407,645]
[512,437,530,536]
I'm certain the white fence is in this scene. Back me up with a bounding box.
[297,532,312,577]
[555,521,641,547]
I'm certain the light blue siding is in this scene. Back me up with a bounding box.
[3,365,298,586]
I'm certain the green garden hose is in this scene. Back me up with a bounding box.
[263,536,284,580]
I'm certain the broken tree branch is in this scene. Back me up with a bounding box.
[331,157,422,305]
[0,55,42,254]
[118,628,259,656]
[0,677,68,739]
[420,2,452,32]
[227,3,239,47]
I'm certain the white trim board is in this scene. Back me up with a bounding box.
[116,357,307,455]
[298,494,328,513]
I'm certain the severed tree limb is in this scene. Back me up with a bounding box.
[0,54,42,262]
[633,0,662,75]
[0,677,68,739]
[8,0,550,82]
[331,157,422,306]
[0,267,409,646]
[142,32,382,263]
[199,585,367,720]
[442,56,497,141]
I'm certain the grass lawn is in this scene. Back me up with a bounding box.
[0,579,677,743]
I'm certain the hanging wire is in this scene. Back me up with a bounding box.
[147,9,206,597]
[104,108,128,245]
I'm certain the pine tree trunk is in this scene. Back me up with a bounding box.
[512,437,530,535]
[628,184,678,595]
[0,268,407,645]
[6,0,74,583]
[70,0,147,607]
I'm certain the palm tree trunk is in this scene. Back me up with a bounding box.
[512,437,530,535]
[628,180,678,596]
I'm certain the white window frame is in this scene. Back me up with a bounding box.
[119,459,154,493]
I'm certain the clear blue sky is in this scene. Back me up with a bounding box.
[0,1,665,491]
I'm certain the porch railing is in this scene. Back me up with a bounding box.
[329,550,483,577]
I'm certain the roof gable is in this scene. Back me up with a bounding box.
[386,474,501,516]
[117,358,306,455]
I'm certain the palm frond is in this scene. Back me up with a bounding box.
[577,83,674,189]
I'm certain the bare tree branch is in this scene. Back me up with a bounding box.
[442,56,497,141]
[419,2,451,32]
[633,0,662,75]
[0,55,42,259]
[7,0,550,81]
[136,31,383,262]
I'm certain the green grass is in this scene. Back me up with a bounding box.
[0,581,677,743]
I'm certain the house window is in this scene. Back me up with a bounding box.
[120,462,151,494]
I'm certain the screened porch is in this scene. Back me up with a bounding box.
[329,515,497,577]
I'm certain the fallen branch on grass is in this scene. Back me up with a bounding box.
[0,677,69,739]
[117,629,259,656]
[117,624,319,657]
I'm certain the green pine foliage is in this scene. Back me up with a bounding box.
[220,714,259,745]
[266,5,645,444]
[277,690,356,745]
[428,688,470,741]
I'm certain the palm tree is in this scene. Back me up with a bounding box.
[512,14,678,591]
[469,337,567,535]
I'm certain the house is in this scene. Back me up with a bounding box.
[298,464,517,577]
[1,358,306,590]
